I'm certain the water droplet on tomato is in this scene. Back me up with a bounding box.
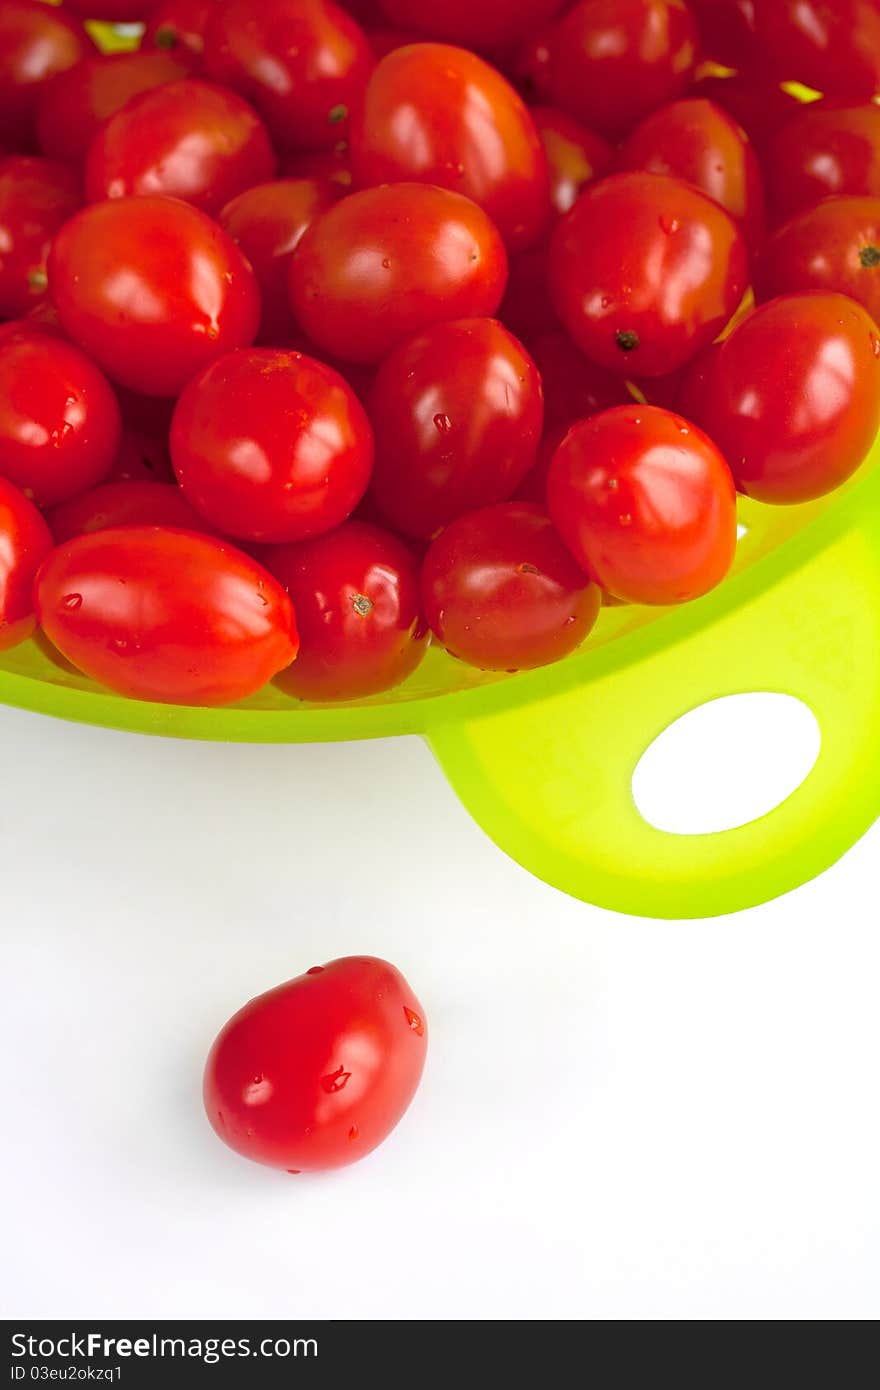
[348,1125,359,1141]
[287,1169,301,1175]
[306,965,324,975]
[110,636,129,654]
[659,214,680,234]
[61,593,82,611]
[403,1006,424,1036]
[382,257,391,269]
[619,513,633,527]
[871,332,880,358]
[433,413,452,433]
[320,1066,351,1093]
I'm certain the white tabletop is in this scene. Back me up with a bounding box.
[1,701,877,1321]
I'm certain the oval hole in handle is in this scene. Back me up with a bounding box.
[632,693,822,836]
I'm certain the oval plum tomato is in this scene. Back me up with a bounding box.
[0,332,121,507]
[548,0,699,140]
[368,318,543,541]
[36,50,194,167]
[764,104,880,226]
[204,956,427,1173]
[548,404,738,606]
[549,172,748,377]
[204,0,374,151]
[0,157,81,321]
[48,196,260,398]
[349,43,550,251]
[0,0,90,149]
[218,178,338,342]
[751,0,880,101]
[421,501,600,671]
[529,330,630,429]
[377,0,565,49]
[687,75,804,155]
[532,107,613,219]
[64,1,161,18]
[36,527,298,705]
[145,0,216,56]
[171,349,373,544]
[755,198,880,325]
[0,476,53,653]
[47,480,208,544]
[288,183,508,365]
[684,292,880,505]
[617,99,766,249]
[264,521,427,700]
[85,80,277,217]
[687,0,755,68]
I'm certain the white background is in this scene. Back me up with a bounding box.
[1,700,878,1321]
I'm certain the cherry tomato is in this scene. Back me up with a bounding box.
[288,183,508,365]
[0,156,81,321]
[376,0,565,49]
[349,43,550,251]
[751,1,880,100]
[36,527,298,705]
[617,99,766,248]
[683,292,880,505]
[171,348,373,544]
[422,500,600,671]
[687,0,755,67]
[47,480,208,544]
[532,106,612,219]
[764,103,880,226]
[85,79,276,217]
[204,956,427,1173]
[548,0,699,140]
[204,0,374,151]
[145,0,216,56]
[549,172,748,377]
[368,318,543,540]
[218,178,337,342]
[686,75,803,156]
[0,475,53,653]
[36,50,194,167]
[529,330,631,429]
[548,404,738,605]
[0,332,121,507]
[64,1,161,18]
[48,196,260,397]
[264,521,427,700]
[755,198,880,325]
[0,0,90,149]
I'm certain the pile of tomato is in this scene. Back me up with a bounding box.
[2,0,880,710]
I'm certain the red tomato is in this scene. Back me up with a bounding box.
[532,106,613,218]
[0,157,81,321]
[145,0,217,56]
[687,75,804,155]
[36,50,194,166]
[422,501,600,671]
[0,475,53,653]
[204,0,373,151]
[751,0,880,100]
[204,956,427,1173]
[764,103,880,225]
[617,99,766,248]
[47,480,208,544]
[687,0,755,67]
[0,332,121,507]
[85,79,276,217]
[548,404,738,606]
[548,0,698,140]
[288,183,508,365]
[376,0,565,48]
[64,1,161,18]
[36,527,298,705]
[349,43,550,251]
[549,172,748,377]
[529,330,631,428]
[170,348,373,544]
[683,292,880,505]
[264,521,428,700]
[48,196,260,397]
[218,178,337,342]
[500,25,556,104]
[368,318,543,540]
[0,0,90,148]
[755,198,880,325]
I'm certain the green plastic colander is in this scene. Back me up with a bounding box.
[4,25,878,920]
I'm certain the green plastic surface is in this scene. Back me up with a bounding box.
[4,27,877,918]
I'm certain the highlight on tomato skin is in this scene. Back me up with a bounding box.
[203,956,428,1173]
[0,475,54,654]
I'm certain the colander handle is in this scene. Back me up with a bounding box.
[428,512,880,919]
